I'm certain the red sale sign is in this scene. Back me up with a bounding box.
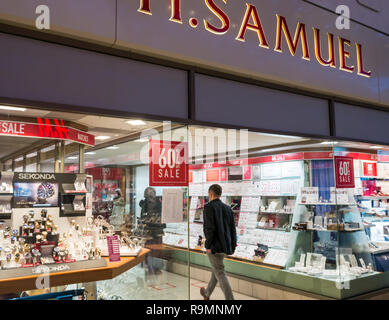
[334,156,355,188]
[0,118,95,146]
[149,140,188,186]
[363,162,377,177]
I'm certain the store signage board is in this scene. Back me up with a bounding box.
[363,161,377,177]
[334,156,355,188]
[149,140,188,187]
[107,235,121,262]
[116,0,381,104]
[0,259,107,280]
[0,118,95,146]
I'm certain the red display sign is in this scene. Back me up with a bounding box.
[0,118,95,146]
[206,169,220,182]
[220,168,227,181]
[363,162,377,177]
[107,236,121,262]
[149,140,188,187]
[243,166,252,180]
[334,156,355,188]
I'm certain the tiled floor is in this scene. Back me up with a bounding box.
[97,265,257,300]
[190,280,258,300]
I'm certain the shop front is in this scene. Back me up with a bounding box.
[0,0,388,300]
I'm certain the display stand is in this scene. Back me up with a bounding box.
[0,248,149,295]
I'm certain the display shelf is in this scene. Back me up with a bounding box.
[259,211,293,215]
[357,196,389,200]
[62,191,88,195]
[362,215,389,219]
[261,195,297,197]
[299,203,351,206]
[257,226,289,232]
[300,228,364,233]
[0,248,150,295]
[166,244,284,270]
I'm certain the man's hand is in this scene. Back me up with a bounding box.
[206,249,212,254]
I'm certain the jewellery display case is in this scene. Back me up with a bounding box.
[59,174,88,217]
[0,172,143,286]
[161,150,389,299]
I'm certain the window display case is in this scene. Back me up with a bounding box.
[0,171,147,288]
[160,148,389,299]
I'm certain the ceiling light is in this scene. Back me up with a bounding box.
[135,138,149,142]
[320,141,338,145]
[0,105,27,112]
[85,152,96,155]
[106,146,119,150]
[261,133,302,139]
[95,136,111,140]
[67,156,78,160]
[126,120,146,126]
[370,146,383,149]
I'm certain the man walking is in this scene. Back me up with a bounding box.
[200,184,237,300]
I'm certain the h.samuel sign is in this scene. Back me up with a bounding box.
[137,0,371,78]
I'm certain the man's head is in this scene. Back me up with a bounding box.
[208,184,222,201]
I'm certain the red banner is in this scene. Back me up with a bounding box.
[334,156,355,188]
[149,140,188,187]
[0,118,95,146]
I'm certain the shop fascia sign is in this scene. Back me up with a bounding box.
[138,0,372,78]
[0,117,95,146]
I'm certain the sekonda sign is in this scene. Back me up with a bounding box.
[17,173,56,180]
[32,264,71,274]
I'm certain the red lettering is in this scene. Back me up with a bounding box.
[204,0,230,35]
[236,4,269,48]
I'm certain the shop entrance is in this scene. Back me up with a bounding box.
[0,105,389,300]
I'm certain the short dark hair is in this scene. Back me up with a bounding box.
[208,184,222,197]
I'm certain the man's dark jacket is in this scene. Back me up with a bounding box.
[203,198,237,255]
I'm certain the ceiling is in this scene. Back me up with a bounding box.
[0,136,42,159]
[0,107,162,161]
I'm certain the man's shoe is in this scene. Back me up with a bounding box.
[200,287,209,300]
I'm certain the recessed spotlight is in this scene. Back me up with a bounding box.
[370,146,383,149]
[95,136,111,140]
[126,120,146,126]
[106,146,119,150]
[0,105,27,112]
[85,152,96,155]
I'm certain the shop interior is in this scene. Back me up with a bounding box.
[0,105,389,299]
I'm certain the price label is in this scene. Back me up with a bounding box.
[149,140,188,186]
[334,156,355,188]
